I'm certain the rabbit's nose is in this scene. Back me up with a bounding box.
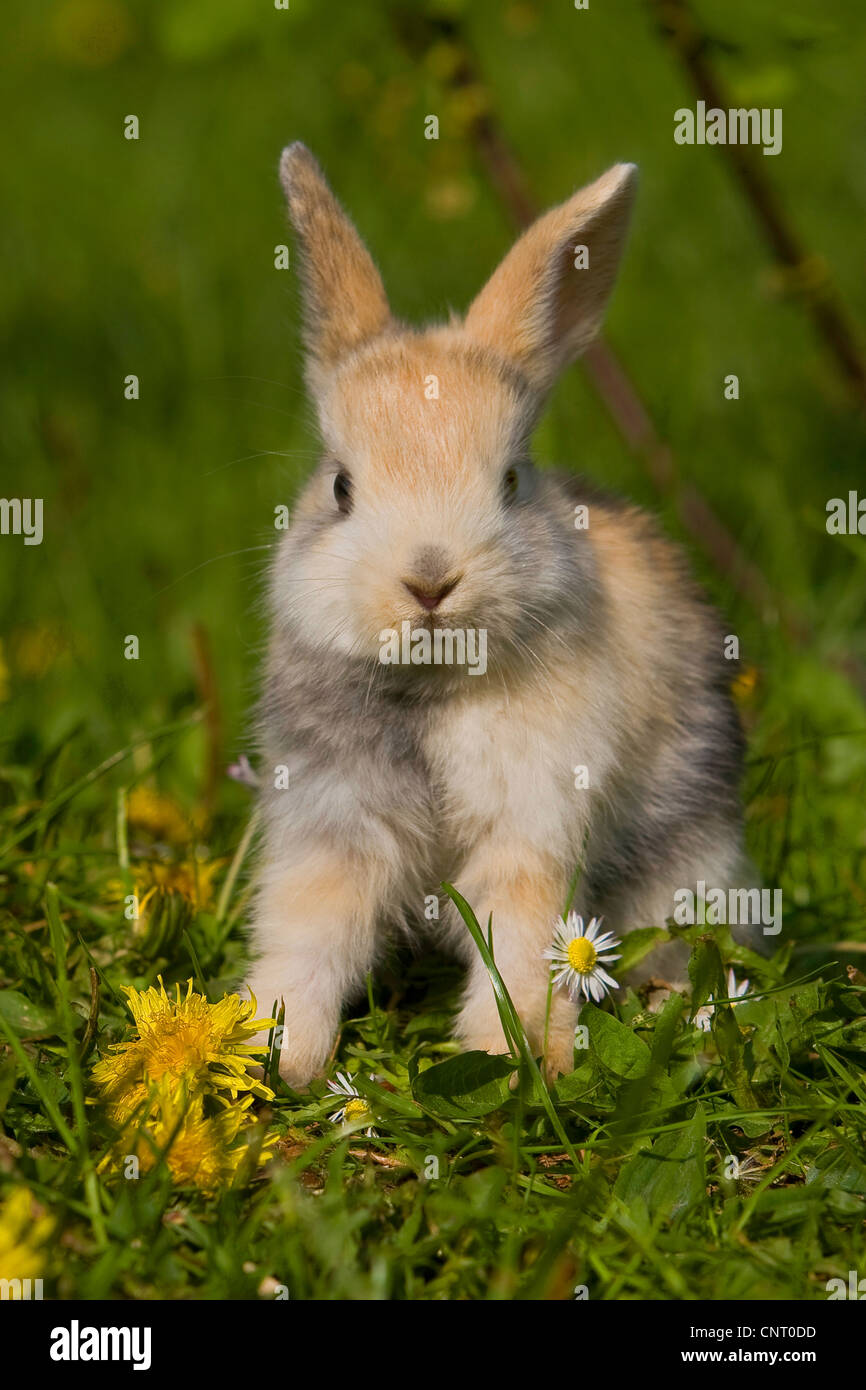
[403,575,461,611]
[403,546,461,610]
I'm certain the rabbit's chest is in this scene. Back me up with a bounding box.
[421,688,580,854]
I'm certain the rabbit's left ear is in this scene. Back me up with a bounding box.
[464,163,637,393]
[279,143,393,383]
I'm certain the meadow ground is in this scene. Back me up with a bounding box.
[1,0,865,1299]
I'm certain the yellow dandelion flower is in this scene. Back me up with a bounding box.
[144,858,221,908]
[107,856,221,913]
[126,787,196,845]
[92,979,276,1112]
[106,859,223,959]
[150,1096,267,1191]
[96,1079,151,1127]
[100,1083,276,1193]
[0,1187,54,1282]
[129,883,194,960]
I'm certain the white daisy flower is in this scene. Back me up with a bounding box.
[693,1001,715,1032]
[726,968,750,1001]
[326,1071,377,1136]
[543,913,621,1004]
[691,970,750,1031]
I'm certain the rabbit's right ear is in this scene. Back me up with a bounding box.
[279,143,392,384]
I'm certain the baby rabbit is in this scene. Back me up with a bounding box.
[245,143,753,1087]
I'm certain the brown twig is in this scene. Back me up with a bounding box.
[78,966,100,1062]
[389,3,866,699]
[649,0,866,409]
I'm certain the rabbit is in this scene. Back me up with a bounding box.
[244,142,758,1088]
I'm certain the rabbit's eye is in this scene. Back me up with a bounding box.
[502,466,519,504]
[333,471,352,514]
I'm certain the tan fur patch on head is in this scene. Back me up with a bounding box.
[319,328,535,495]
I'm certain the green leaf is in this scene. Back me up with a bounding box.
[550,1061,597,1104]
[617,926,671,974]
[403,1010,454,1039]
[614,1105,707,1220]
[806,1150,866,1195]
[714,1003,762,1113]
[650,991,686,1067]
[411,1050,516,1119]
[773,1000,791,1076]
[688,938,724,1012]
[738,1115,776,1138]
[583,1002,651,1079]
[27,1064,69,1108]
[0,989,57,1039]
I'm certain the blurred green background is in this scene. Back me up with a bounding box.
[1,0,865,932]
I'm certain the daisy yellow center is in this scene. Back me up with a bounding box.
[343,1098,370,1121]
[567,937,598,974]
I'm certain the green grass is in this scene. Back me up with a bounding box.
[1,0,866,1300]
[0,720,865,1300]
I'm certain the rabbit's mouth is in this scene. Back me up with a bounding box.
[375,617,490,680]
